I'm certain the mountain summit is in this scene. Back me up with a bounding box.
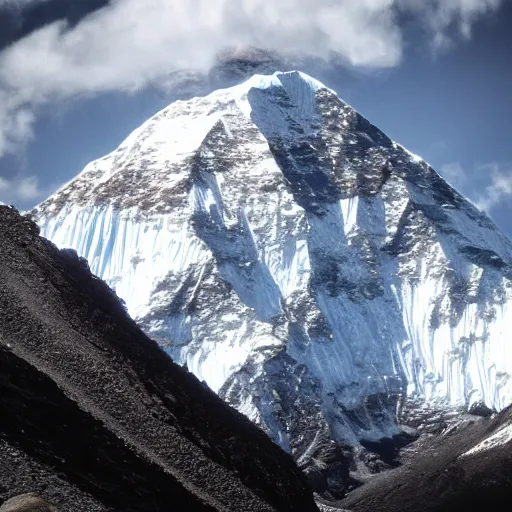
[34,71,512,497]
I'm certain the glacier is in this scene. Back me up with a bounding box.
[35,70,512,495]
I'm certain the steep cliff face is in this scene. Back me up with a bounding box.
[0,205,318,512]
[34,71,512,495]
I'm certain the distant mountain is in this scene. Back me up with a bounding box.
[0,205,318,511]
[34,70,512,498]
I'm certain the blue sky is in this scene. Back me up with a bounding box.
[0,0,511,237]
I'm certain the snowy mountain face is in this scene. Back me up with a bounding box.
[34,71,512,497]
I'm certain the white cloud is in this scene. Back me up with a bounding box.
[401,0,503,49]
[440,161,467,189]
[0,0,506,157]
[0,90,36,155]
[441,160,512,213]
[475,163,512,212]
[0,174,45,204]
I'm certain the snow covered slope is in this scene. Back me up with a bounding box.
[34,71,512,496]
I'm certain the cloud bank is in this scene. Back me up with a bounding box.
[0,0,506,158]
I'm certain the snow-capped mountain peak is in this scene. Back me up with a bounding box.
[35,70,512,497]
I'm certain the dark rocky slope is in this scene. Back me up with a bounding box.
[338,405,512,511]
[0,205,319,512]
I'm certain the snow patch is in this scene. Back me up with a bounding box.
[461,422,512,457]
